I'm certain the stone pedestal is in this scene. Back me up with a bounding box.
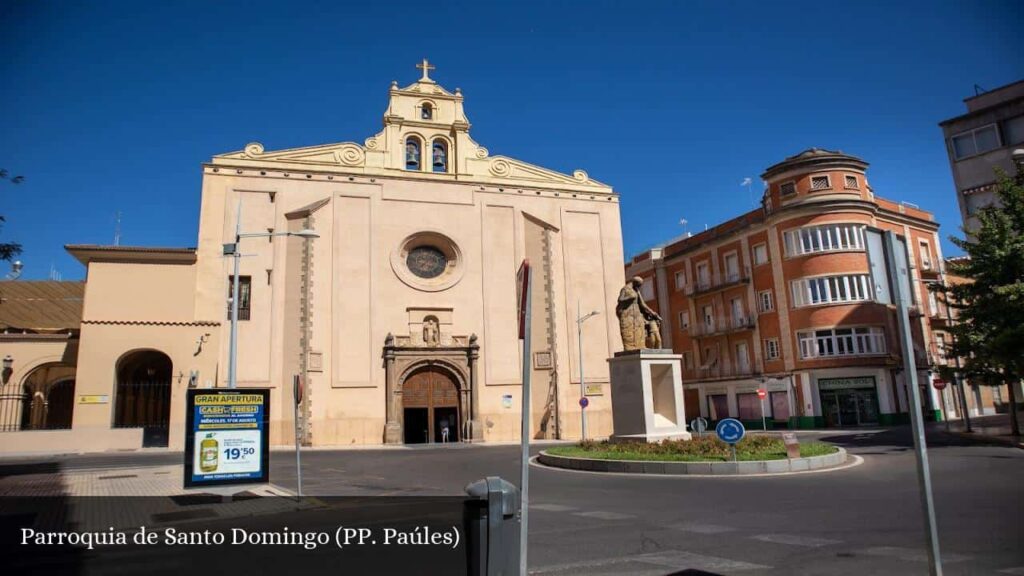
[608,349,691,442]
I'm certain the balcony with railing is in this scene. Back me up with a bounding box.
[688,360,761,382]
[687,315,757,338]
[686,265,751,297]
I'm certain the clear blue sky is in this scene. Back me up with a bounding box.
[2,1,1021,280]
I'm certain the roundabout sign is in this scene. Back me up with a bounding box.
[715,418,745,444]
[715,418,746,463]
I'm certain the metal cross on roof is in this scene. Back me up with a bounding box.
[416,58,435,81]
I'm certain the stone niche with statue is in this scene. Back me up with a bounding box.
[607,277,691,442]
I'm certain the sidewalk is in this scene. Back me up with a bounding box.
[938,413,1024,449]
[0,463,314,532]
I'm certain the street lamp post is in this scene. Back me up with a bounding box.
[576,300,600,441]
[225,203,319,389]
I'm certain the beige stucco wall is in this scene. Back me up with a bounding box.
[0,338,79,391]
[73,323,221,450]
[69,260,222,451]
[83,262,198,322]
[192,172,623,445]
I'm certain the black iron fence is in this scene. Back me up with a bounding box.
[0,384,75,432]
[113,379,171,447]
[0,390,27,432]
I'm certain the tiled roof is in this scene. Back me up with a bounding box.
[0,281,84,332]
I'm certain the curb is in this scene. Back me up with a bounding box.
[536,447,847,476]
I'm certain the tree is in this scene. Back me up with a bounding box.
[941,168,1024,436]
[0,168,24,262]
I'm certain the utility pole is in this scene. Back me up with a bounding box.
[881,230,944,576]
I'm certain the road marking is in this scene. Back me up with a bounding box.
[751,533,841,547]
[666,521,736,534]
[635,550,770,571]
[530,549,769,574]
[531,503,577,512]
[859,546,971,563]
[571,510,635,520]
[997,568,1024,575]
[530,555,649,574]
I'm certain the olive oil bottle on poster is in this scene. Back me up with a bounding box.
[185,389,270,488]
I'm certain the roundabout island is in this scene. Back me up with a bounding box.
[537,434,848,476]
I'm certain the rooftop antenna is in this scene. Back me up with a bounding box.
[49,263,61,281]
[114,211,122,246]
[679,218,691,238]
[4,260,23,280]
[973,84,987,96]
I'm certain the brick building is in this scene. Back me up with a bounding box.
[626,148,952,429]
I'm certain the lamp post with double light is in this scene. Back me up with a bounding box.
[224,206,319,389]
[576,300,600,441]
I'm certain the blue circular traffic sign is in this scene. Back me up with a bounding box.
[715,418,745,444]
[579,397,589,408]
[690,417,708,434]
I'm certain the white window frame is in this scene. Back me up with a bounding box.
[752,243,768,266]
[640,277,655,301]
[702,304,715,330]
[797,326,886,359]
[951,123,1001,160]
[696,262,710,290]
[918,239,932,271]
[730,297,745,328]
[928,290,939,317]
[844,174,859,189]
[809,173,832,191]
[674,270,687,291]
[757,290,774,313]
[790,274,872,307]
[1003,115,1024,147]
[783,223,866,257]
[764,338,780,360]
[735,341,750,373]
[779,181,797,196]
[723,251,740,282]
[678,311,690,330]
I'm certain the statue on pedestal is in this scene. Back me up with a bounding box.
[616,276,663,351]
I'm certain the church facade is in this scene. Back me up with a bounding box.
[0,63,626,452]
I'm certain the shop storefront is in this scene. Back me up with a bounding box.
[819,376,880,427]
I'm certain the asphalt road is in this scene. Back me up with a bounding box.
[2,426,1022,575]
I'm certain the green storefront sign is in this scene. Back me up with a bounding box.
[818,377,876,391]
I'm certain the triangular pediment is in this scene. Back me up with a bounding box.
[215,142,367,167]
[478,155,608,189]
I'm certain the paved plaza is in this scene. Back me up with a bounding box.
[1,425,1022,575]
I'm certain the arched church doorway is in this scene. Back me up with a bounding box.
[402,365,460,444]
[113,350,172,447]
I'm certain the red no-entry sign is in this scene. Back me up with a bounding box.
[932,379,947,391]
[757,388,767,400]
